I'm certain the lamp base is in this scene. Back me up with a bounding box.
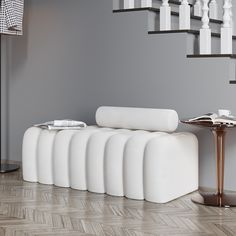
[0,164,20,173]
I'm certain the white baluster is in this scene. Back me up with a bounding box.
[179,0,190,29]
[194,0,202,17]
[124,0,135,9]
[222,0,231,28]
[221,0,232,54]
[141,0,152,7]
[200,0,211,54]
[209,0,218,19]
[160,0,171,30]
[229,0,234,34]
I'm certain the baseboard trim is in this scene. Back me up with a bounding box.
[0,160,22,167]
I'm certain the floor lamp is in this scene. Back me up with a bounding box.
[0,35,20,173]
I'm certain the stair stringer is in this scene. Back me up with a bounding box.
[112,9,236,82]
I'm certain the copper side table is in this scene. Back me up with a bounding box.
[182,120,236,207]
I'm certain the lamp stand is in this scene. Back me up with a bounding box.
[0,35,19,173]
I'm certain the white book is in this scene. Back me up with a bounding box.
[188,113,236,125]
[46,125,86,130]
[34,120,87,130]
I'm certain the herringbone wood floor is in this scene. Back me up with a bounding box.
[0,170,235,235]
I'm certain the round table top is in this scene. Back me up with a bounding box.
[181,120,236,130]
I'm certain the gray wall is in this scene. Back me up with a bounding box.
[2,0,236,190]
[1,0,97,162]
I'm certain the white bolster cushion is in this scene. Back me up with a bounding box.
[96,106,179,132]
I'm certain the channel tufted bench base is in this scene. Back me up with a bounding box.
[22,107,198,203]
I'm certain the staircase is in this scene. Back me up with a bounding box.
[113,0,236,83]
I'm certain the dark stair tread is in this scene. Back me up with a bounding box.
[229,80,236,84]
[156,0,193,6]
[187,54,236,58]
[148,30,236,39]
[113,8,222,24]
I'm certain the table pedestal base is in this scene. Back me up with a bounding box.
[192,188,236,207]
[181,122,236,208]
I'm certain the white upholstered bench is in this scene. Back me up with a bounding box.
[22,106,198,203]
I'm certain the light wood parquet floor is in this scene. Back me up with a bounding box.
[0,170,236,236]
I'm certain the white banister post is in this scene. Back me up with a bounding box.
[194,0,202,17]
[200,0,211,54]
[209,0,218,19]
[124,0,135,9]
[179,0,190,29]
[221,0,232,54]
[230,0,234,34]
[141,0,152,7]
[160,0,171,30]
